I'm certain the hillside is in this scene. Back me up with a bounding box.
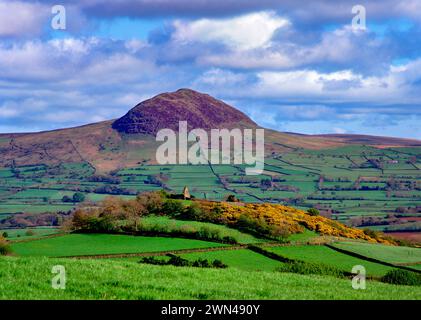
[112,88,257,134]
[0,89,419,172]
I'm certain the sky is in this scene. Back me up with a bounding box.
[0,0,420,139]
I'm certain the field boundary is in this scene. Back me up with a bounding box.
[59,244,248,259]
[326,243,421,274]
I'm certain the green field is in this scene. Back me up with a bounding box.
[1,256,420,300]
[140,215,264,244]
[1,144,421,300]
[331,241,421,265]
[11,234,227,257]
[266,245,395,276]
[178,249,282,272]
[1,145,420,234]
[0,227,61,241]
[287,229,319,243]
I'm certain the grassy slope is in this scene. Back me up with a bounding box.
[11,234,226,257]
[1,256,420,300]
[267,245,394,276]
[287,229,319,243]
[331,241,421,264]
[178,249,282,272]
[140,216,264,244]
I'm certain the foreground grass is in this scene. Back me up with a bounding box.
[11,234,226,257]
[1,257,420,300]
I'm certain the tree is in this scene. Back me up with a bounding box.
[183,202,203,220]
[137,191,164,214]
[162,200,184,217]
[100,196,125,219]
[25,230,35,236]
[72,192,86,203]
[226,194,239,202]
[122,200,146,231]
[62,195,72,203]
[0,235,11,255]
[307,208,320,216]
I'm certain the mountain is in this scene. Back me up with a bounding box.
[112,88,257,134]
[0,88,420,172]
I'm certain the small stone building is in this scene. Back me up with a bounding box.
[182,186,191,199]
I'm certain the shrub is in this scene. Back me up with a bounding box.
[138,256,168,265]
[307,208,320,216]
[139,254,227,269]
[2,232,8,238]
[362,228,379,238]
[62,195,72,203]
[192,258,211,268]
[0,236,12,255]
[222,236,237,244]
[137,191,165,214]
[381,270,421,286]
[226,195,239,202]
[212,259,228,268]
[182,203,203,220]
[25,230,35,236]
[72,192,86,203]
[161,200,184,217]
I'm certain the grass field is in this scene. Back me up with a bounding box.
[266,245,395,276]
[287,229,319,243]
[178,249,282,272]
[331,241,421,265]
[11,234,227,257]
[0,227,61,241]
[140,216,265,244]
[1,256,420,300]
[1,144,420,235]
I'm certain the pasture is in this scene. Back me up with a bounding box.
[331,241,421,265]
[1,256,421,299]
[178,249,282,272]
[11,234,227,257]
[266,245,395,276]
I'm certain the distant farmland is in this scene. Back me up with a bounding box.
[1,144,420,238]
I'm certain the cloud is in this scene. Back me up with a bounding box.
[0,1,49,37]
[333,127,347,134]
[171,11,288,50]
[0,1,421,139]
[277,105,335,121]
[15,0,421,26]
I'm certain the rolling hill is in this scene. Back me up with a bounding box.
[0,88,419,173]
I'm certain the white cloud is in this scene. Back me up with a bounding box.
[172,11,289,50]
[193,68,246,86]
[0,1,49,37]
[280,105,334,120]
[333,127,347,134]
[253,62,421,104]
[199,50,294,69]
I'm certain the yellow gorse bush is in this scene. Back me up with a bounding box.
[197,201,394,244]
